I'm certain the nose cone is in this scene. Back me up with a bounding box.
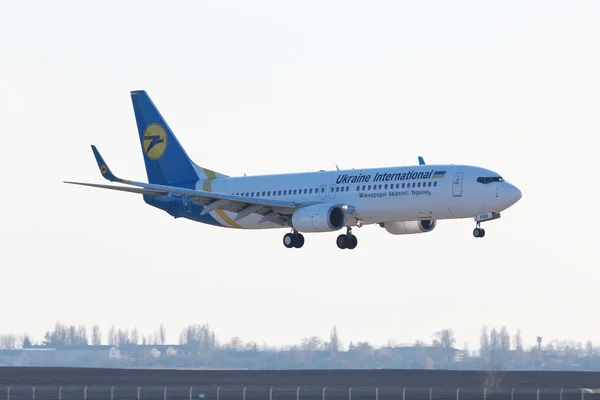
[506,183,522,207]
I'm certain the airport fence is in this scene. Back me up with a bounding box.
[0,386,599,400]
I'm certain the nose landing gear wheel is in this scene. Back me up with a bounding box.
[473,228,486,238]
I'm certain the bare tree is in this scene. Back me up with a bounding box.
[433,329,456,348]
[480,368,505,394]
[91,325,102,345]
[514,329,523,352]
[499,327,510,352]
[301,336,324,352]
[329,325,341,353]
[0,334,18,349]
[480,325,490,362]
[108,326,117,346]
[76,325,88,345]
[131,327,140,345]
[159,323,167,345]
[117,329,130,345]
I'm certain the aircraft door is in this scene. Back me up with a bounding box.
[319,184,327,200]
[452,172,465,197]
[329,184,336,199]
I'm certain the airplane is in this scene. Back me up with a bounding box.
[64,90,523,250]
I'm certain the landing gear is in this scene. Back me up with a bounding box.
[337,227,358,250]
[473,223,486,238]
[283,231,305,248]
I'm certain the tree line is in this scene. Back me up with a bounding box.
[1,323,598,361]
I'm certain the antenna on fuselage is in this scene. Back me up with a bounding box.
[335,164,340,171]
[418,156,426,165]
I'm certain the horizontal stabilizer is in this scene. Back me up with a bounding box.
[64,181,165,196]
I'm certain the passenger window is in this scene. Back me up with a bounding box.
[362,185,365,191]
[433,182,437,187]
[336,187,339,192]
[304,189,307,194]
[418,182,421,188]
[278,190,282,195]
[356,186,360,191]
[321,187,325,193]
[261,191,265,196]
[309,188,313,194]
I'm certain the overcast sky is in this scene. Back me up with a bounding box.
[1,0,599,350]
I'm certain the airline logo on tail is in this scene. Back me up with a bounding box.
[142,123,168,160]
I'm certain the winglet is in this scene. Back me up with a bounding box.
[418,156,426,165]
[91,145,121,182]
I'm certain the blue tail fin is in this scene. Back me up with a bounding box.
[130,90,227,187]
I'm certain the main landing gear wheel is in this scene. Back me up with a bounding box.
[283,232,305,248]
[473,227,486,238]
[337,228,358,250]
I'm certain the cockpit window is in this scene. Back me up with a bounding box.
[477,176,505,184]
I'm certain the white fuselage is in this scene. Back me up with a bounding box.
[199,164,522,230]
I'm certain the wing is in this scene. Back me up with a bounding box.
[64,146,303,226]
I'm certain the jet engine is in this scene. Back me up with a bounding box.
[292,204,346,233]
[379,219,437,235]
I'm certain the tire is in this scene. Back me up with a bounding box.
[294,234,305,248]
[480,229,486,238]
[336,234,347,249]
[473,228,481,238]
[347,235,358,250]
[283,233,295,248]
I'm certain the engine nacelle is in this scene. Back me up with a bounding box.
[292,204,346,233]
[380,219,437,235]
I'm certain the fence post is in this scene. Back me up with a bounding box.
[581,389,585,400]
[376,388,379,400]
[59,387,63,400]
[297,387,300,400]
[484,388,487,400]
[85,387,88,400]
[7,386,11,400]
[189,387,193,400]
[560,389,563,400]
[164,387,168,400]
[511,388,514,400]
[270,388,273,400]
[456,388,460,400]
[33,386,36,400]
[402,388,406,400]
[217,387,220,400]
[243,387,247,400]
[322,387,326,400]
[349,388,352,400]
[429,388,432,400]
[537,389,540,400]
[111,387,115,400]
[137,386,141,400]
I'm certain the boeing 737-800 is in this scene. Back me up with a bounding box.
[65,90,522,249]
